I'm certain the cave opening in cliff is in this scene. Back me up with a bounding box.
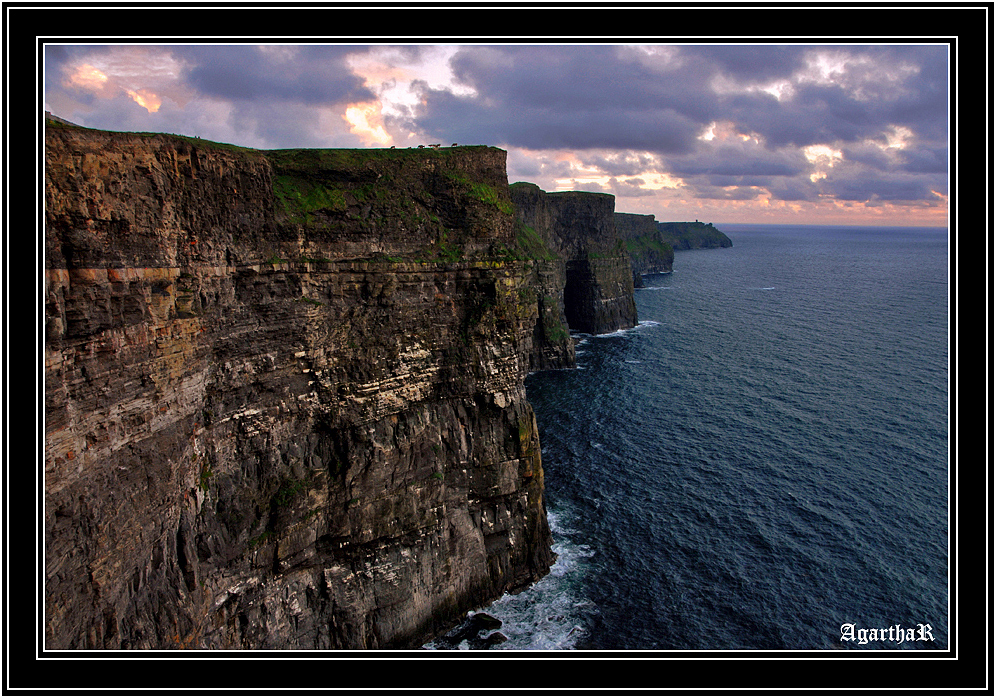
[563,261,595,336]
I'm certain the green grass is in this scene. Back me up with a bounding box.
[443,171,515,215]
[469,182,514,215]
[272,174,348,220]
[625,235,673,257]
[514,223,556,260]
[273,477,312,508]
[544,321,570,344]
[197,461,214,491]
[433,233,462,262]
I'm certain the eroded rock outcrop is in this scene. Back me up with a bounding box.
[613,212,675,288]
[510,183,637,335]
[44,125,566,649]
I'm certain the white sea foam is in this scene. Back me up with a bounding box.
[421,509,597,651]
[473,510,596,650]
[595,320,660,339]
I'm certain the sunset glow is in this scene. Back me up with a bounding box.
[67,63,107,91]
[344,101,392,146]
[126,88,162,113]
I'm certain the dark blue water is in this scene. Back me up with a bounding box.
[435,224,949,651]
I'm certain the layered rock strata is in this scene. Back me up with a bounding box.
[509,183,637,335]
[44,125,566,649]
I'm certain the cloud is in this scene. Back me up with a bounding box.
[45,44,387,148]
[683,44,809,83]
[896,145,948,175]
[667,141,807,179]
[409,86,704,154]
[821,170,946,203]
[175,44,373,106]
[42,41,949,224]
[408,44,946,157]
[764,178,823,202]
[401,43,947,219]
[409,45,709,154]
[611,177,668,198]
[684,183,770,201]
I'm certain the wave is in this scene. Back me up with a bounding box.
[591,320,661,339]
[425,509,597,651]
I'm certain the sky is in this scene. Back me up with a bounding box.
[43,42,951,227]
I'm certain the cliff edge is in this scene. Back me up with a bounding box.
[613,212,675,288]
[44,124,564,649]
[510,182,638,335]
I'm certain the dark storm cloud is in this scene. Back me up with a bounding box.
[839,141,948,177]
[409,86,702,153]
[764,178,823,202]
[43,41,948,213]
[724,85,869,148]
[404,43,948,211]
[896,145,948,174]
[174,44,374,106]
[685,183,769,201]
[411,43,947,165]
[665,141,807,178]
[680,44,809,82]
[410,45,716,154]
[45,44,383,148]
[822,172,944,202]
[742,48,945,154]
[728,80,938,151]
[446,45,651,111]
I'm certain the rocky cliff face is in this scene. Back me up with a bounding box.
[44,125,567,649]
[510,183,637,335]
[613,212,675,288]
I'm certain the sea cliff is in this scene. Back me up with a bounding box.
[510,182,637,335]
[43,121,689,650]
[44,125,568,649]
[613,212,675,288]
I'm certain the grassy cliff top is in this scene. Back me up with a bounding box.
[45,116,499,161]
[656,221,733,249]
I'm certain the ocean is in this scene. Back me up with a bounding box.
[428,223,949,652]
